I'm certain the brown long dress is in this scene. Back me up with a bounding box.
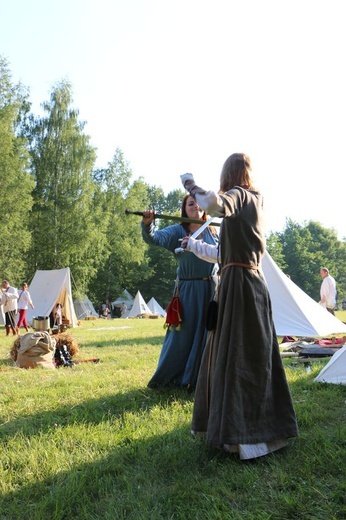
[191,187,298,450]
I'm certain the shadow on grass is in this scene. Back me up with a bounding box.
[0,386,194,441]
[0,426,207,518]
[2,408,344,519]
[0,419,299,520]
[1,377,345,519]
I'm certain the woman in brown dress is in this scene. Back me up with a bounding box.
[181,153,298,460]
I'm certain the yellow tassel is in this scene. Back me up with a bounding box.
[163,323,182,331]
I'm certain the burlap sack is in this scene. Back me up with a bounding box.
[16,331,56,369]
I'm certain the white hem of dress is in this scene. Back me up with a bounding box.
[223,439,288,460]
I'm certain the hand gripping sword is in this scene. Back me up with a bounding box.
[174,217,221,254]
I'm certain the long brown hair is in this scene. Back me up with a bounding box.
[181,194,206,232]
[180,194,218,235]
[181,194,207,220]
[219,153,255,193]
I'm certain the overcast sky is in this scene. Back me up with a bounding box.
[2,0,345,239]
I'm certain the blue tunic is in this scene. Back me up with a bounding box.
[141,222,218,388]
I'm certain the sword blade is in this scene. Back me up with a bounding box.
[190,217,218,239]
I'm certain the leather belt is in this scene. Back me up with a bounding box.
[179,277,213,281]
[221,262,259,273]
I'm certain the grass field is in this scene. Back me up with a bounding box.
[0,315,345,520]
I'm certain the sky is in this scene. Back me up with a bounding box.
[1,0,345,239]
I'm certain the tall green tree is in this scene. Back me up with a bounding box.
[304,221,346,303]
[336,242,346,305]
[0,56,34,283]
[266,232,287,272]
[273,218,346,303]
[138,187,186,306]
[90,149,151,306]
[275,219,319,295]
[26,80,105,292]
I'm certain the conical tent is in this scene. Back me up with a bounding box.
[147,297,166,317]
[184,239,346,337]
[314,346,346,385]
[111,290,134,310]
[26,268,78,327]
[2,255,345,336]
[126,291,152,318]
[74,296,98,319]
[262,253,346,337]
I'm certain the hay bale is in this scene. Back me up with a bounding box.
[10,337,21,361]
[54,332,79,357]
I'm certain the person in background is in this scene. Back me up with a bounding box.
[141,194,218,390]
[102,305,110,319]
[120,302,127,317]
[17,282,34,332]
[54,303,63,326]
[181,152,298,460]
[0,280,19,335]
[319,267,337,315]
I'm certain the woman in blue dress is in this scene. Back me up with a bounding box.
[141,194,218,389]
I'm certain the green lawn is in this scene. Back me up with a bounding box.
[0,317,345,520]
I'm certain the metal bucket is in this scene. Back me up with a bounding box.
[32,316,50,331]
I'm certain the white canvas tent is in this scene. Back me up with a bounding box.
[74,296,98,319]
[314,346,346,385]
[1,255,345,336]
[262,253,346,337]
[26,268,78,327]
[126,291,152,318]
[147,297,166,317]
[111,289,134,317]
